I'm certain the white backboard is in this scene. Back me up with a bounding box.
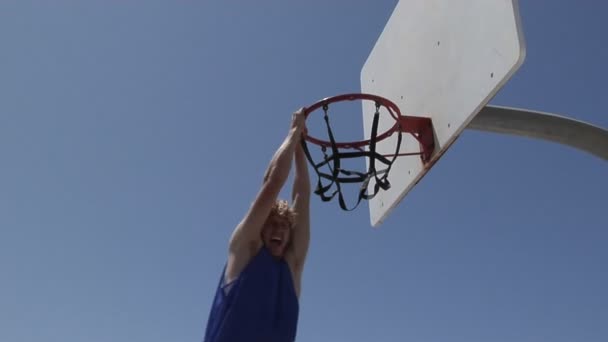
[361,0,526,227]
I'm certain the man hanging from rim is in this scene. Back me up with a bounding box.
[204,108,311,342]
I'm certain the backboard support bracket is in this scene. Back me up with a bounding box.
[398,116,435,163]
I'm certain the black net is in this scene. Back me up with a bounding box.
[301,102,403,211]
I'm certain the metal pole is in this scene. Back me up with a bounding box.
[468,106,608,161]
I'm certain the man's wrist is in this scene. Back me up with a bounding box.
[288,127,302,139]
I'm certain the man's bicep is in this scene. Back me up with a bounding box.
[290,195,311,268]
[229,182,281,251]
[225,183,280,282]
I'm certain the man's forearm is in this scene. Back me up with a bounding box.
[264,128,300,186]
[292,142,311,198]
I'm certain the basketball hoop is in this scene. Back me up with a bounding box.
[301,93,435,211]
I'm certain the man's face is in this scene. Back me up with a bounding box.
[261,215,292,258]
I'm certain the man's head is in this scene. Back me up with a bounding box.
[261,200,296,258]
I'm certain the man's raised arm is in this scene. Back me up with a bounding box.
[288,134,311,272]
[225,109,306,282]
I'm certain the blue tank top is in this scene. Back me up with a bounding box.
[203,247,299,342]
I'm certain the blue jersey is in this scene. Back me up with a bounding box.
[203,247,299,342]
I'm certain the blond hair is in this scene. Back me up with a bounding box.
[267,199,296,229]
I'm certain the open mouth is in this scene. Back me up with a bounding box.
[270,236,283,247]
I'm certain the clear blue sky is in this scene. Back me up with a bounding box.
[1,1,607,341]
